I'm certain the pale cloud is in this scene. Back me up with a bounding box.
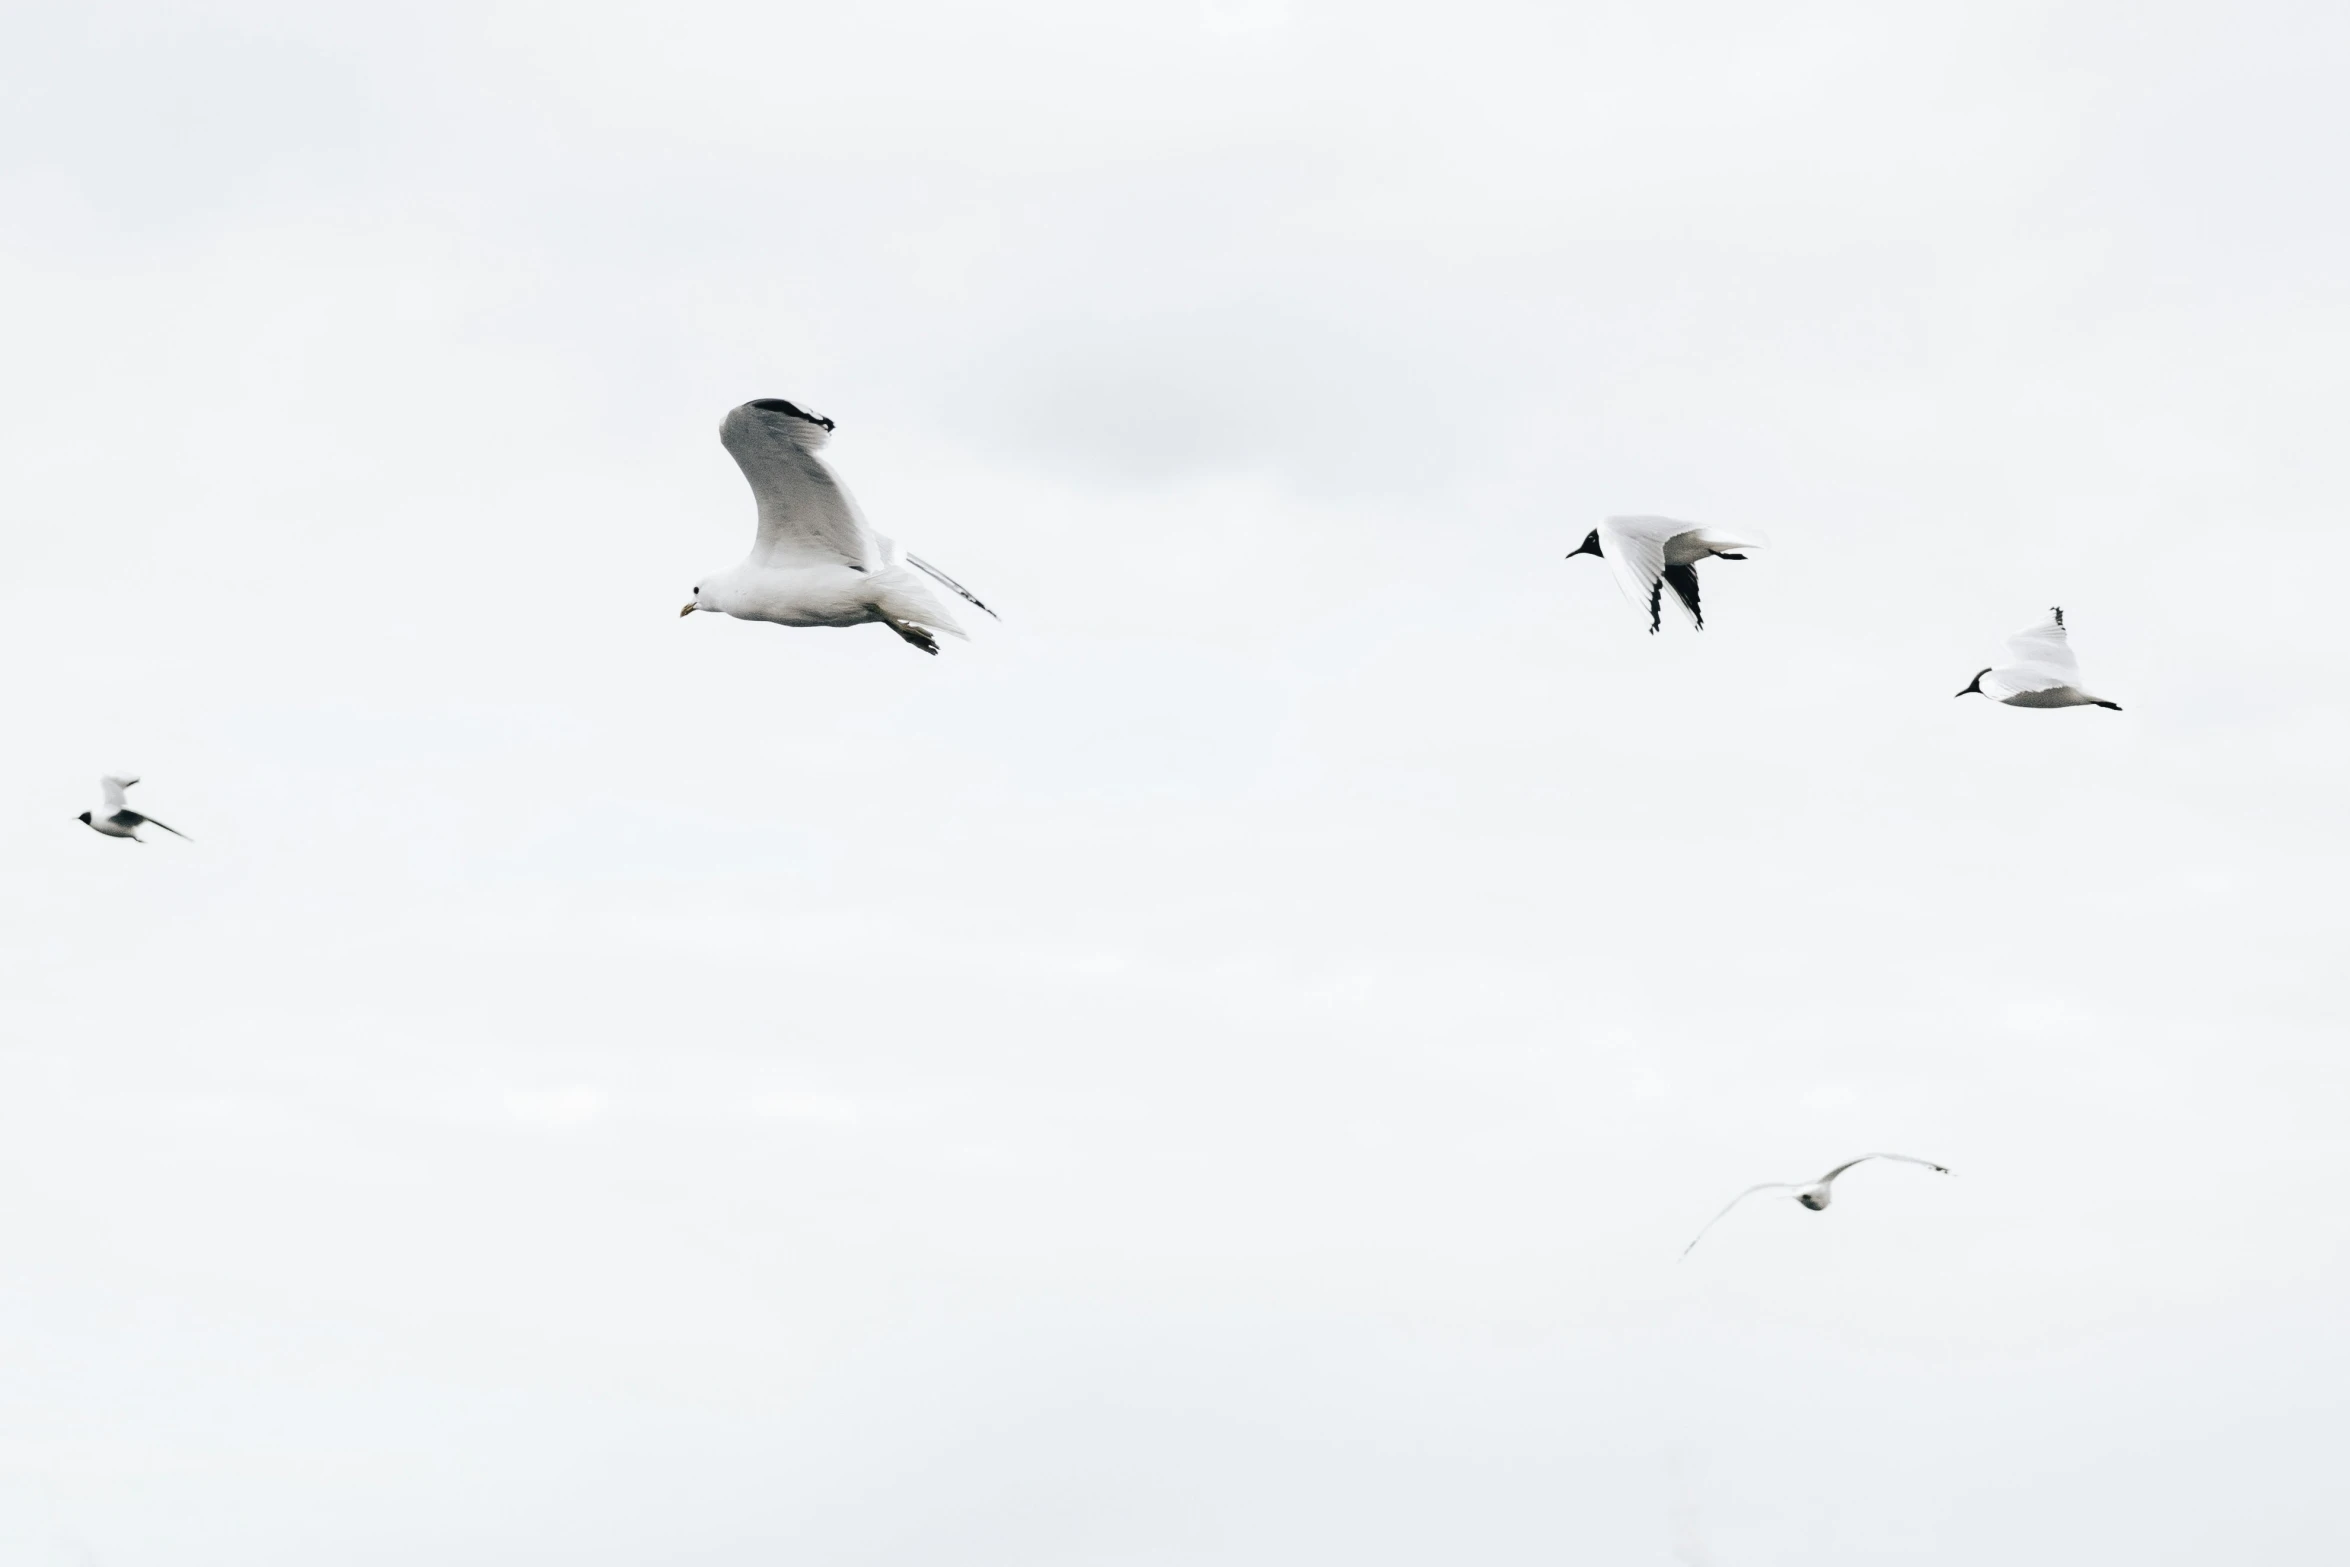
[749,1093,863,1127]
[1800,1081,1859,1112]
[1200,0,1293,37]
[502,1085,609,1128]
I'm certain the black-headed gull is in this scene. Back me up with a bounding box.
[681,398,996,656]
[1566,516,1764,633]
[1957,607,2121,709]
[78,776,190,842]
[1680,1153,1949,1258]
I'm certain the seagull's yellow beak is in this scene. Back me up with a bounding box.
[679,602,698,618]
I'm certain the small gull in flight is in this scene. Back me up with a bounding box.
[681,398,996,655]
[1567,516,1764,634]
[1957,606,2121,709]
[1681,1153,1950,1258]
[78,776,191,843]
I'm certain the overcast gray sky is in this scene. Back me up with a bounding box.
[3,1,2347,1562]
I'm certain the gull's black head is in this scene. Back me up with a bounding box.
[1566,528,1602,560]
[1955,667,1991,699]
[76,811,91,824]
[1797,1193,1827,1211]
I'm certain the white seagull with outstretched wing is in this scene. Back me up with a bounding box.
[1566,516,1764,633]
[78,776,191,843]
[1680,1153,1950,1258]
[1956,607,2120,709]
[680,398,996,655]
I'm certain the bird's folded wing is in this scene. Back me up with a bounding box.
[719,400,877,571]
[1597,517,1673,611]
[2004,612,2078,677]
[1681,1183,1799,1258]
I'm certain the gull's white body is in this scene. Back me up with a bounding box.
[79,776,190,843]
[1959,608,2120,709]
[682,398,993,655]
[1570,515,1765,633]
[695,556,931,630]
[1680,1152,1950,1258]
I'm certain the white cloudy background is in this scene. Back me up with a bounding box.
[3,1,2346,1562]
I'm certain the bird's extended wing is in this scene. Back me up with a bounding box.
[101,776,135,809]
[2003,609,2079,678]
[1597,517,1676,632]
[1818,1152,1951,1185]
[125,812,191,841]
[905,552,998,620]
[718,398,878,571]
[1981,666,2073,700]
[1680,1183,1801,1259]
[1661,562,1703,629]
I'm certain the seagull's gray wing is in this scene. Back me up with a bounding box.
[717,398,878,571]
[1680,1183,1802,1259]
[905,552,998,620]
[125,812,191,841]
[1818,1152,1951,1185]
[101,776,135,810]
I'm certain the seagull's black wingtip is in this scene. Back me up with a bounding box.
[746,397,835,431]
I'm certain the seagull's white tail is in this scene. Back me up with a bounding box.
[874,570,969,641]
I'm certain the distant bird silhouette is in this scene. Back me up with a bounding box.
[681,398,995,655]
[1567,516,1764,633]
[1957,607,2121,709]
[78,776,190,843]
[1681,1153,1949,1258]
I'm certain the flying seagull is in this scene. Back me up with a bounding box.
[680,397,996,655]
[1680,1153,1950,1259]
[78,776,191,843]
[1957,607,2121,709]
[1567,516,1764,633]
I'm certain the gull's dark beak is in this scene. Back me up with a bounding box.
[679,602,698,618]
